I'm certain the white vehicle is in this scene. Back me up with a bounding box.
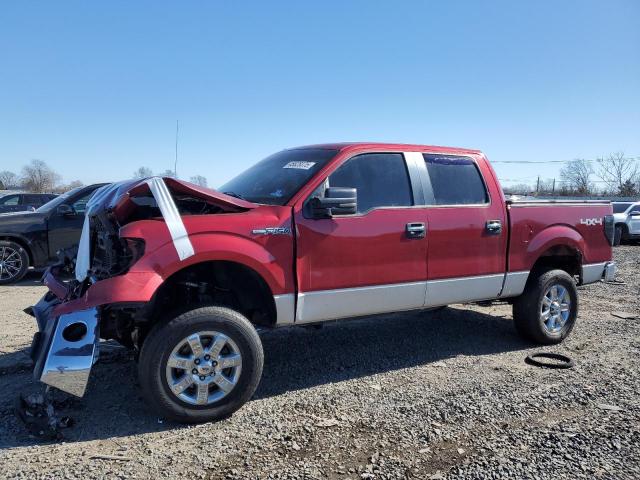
[612,201,640,245]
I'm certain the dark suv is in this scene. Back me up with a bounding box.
[0,183,106,284]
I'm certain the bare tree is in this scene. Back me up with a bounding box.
[20,159,61,193]
[133,166,154,179]
[189,175,208,187]
[597,152,639,196]
[619,179,638,197]
[160,169,177,178]
[0,171,18,189]
[54,180,84,193]
[560,159,593,195]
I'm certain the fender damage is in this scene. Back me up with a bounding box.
[29,177,255,397]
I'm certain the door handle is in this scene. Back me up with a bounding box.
[406,222,426,239]
[485,220,502,234]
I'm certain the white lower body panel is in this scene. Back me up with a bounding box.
[295,281,427,324]
[274,271,534,325]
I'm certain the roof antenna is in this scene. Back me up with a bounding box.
[174,120,179,178]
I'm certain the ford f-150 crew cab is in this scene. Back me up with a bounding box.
[28,143,617,423]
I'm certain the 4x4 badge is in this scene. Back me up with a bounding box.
[252,227,291,235]
[580,218,603,226]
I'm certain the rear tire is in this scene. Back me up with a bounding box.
[513,269,578,345]
[0,240,29,285]
[138,306,264,423]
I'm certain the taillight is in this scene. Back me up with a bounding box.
[603,215,615,245]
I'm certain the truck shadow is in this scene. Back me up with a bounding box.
[0,306,529,448]
[2,271,44,287]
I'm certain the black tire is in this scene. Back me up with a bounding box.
[0,240,29,285]
[512,269,578,345]
[138,306,264,423]
[613,225,623,246]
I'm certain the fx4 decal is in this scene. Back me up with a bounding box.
[252,227,292,235]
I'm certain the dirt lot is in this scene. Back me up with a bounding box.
[0,246,638,479]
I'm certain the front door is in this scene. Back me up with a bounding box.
[422,153,508,306]
[47,189,96,259]
[294,152,428,323]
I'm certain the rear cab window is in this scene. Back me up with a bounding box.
[423,154,488,205]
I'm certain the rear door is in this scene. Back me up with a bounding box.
[421,154,508,306]
[294,152,429,323]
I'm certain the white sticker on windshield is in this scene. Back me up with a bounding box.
[283,161,316,170]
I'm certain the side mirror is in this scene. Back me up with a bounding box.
[56,204,76,217]
[310,187,357,219]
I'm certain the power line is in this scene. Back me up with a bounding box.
[492,155,640,165]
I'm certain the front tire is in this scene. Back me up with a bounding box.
[0,240,29,285]
[138,306,264,423]
[513,269,578,345]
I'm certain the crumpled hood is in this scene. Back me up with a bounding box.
[75,177,256,282]
[89,177,256,218]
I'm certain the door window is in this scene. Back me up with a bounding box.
[0,194,20,205]
[72,191,97,214]
[328,153,413,214]
[23,195,45,206]
[423,154,488,205]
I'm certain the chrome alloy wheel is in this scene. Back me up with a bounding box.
[165,331,242,406]
[540,284,571,334]
[0,246,23,282]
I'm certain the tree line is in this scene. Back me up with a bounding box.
[132,166,208,187]
[0,160,83,193]
[503,152,640,197]
[0,160,210,193]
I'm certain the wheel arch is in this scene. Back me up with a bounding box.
[0,235,33,265]
[529,244,582,281]
[146,259,278,328]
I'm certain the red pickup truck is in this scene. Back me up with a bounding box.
[29,143,616,423]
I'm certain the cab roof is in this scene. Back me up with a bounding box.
[290,142,482,156]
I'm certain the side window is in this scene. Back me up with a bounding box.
[423,154,488,205]
[0,194,20,205]
[24,195,43,206]
[329,153,413,214]
[630,206,640,214]
[72,191,96,214]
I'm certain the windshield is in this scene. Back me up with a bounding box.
[36,187,84,213]
[613,203,632,213]
[219,148,338,205]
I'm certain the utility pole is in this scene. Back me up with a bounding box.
[552,178,556,194]
[174,120,179,178]
[536,176,540,194]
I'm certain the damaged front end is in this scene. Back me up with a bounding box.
[30,293,99,397]
[28,177,254,397]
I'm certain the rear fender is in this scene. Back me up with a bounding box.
[523,225,585,274]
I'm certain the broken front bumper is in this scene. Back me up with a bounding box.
[31,293,100,397]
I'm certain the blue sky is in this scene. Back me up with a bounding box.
[0,1,638,188]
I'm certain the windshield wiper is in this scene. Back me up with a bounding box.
[222,191,246,200]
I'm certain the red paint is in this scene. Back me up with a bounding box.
[46,143,613,319]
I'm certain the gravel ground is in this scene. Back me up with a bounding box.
[0,246,638,479]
